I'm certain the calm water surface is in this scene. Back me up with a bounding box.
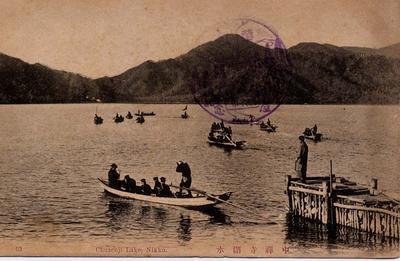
[0,104,399,256]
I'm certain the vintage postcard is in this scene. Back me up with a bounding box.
[0,0,399,258]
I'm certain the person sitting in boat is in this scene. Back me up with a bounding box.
[152,177,162,195]
[108,163,120,189]
[249,114,255,122]
[267,118,271,127]
[312,124,318,135]
[138,179,152,195]
[226,126,232,139]
[303,128,311,136]
[176,161,192,197]
[124,175,137,193]
[127,111,133,118]
[159,177,173,197]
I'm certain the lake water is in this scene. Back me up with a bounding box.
[0,104,398,257]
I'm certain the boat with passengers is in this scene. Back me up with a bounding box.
[98,178,232,209]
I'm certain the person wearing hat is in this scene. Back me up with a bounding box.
[138,178,152,195]
[124,175,137,193]
[159,177,173,197]
[152,177,162,195]
[295,136,308,182]
[108,163,120,189]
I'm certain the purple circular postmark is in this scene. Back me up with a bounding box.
[192,18,288,124]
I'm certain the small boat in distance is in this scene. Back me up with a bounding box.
[98,178,232,209]
[231,118,250,124]
[181,111,189,119]
[208,138,246,149]
[303,126,322,142]
[181,105,189,118]
[136,115,145,124]
[126,111,133,119]
[94,114,103,125]
[231,115,256,124]
[114,114,124,123]
[134,110,156,116]
[208,123,246,149]
[260,120,277,132]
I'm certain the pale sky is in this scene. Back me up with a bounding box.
[0,0,399,78]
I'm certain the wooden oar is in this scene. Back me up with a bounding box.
[170,184,269,220]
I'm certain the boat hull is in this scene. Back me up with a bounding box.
[94,118,103,124]
[98,179,230,208]
[135,113,156,116]
[260,126,276,132]
[304,133,322,142]
[208,140,246,149]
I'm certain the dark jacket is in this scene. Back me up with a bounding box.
[139,184,152,195]
[298,142,308,166]
[108,168,120,188]
[297,141,308,181]
[180,175,192,188]
[125,177,137,193]
[159,183,173,197]
[153,181,162,194]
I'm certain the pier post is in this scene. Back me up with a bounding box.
[322,181,330,224]
[286,175,293,212]
[369,178,378,196]
[329,160,336,226]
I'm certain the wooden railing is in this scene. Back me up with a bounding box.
[285,175,400,239]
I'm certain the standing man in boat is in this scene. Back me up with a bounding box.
[108,163,120,189]
[295,136,308,182]
[312,124,318,135]
[176,161,192,197]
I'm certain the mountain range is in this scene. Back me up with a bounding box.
[0,34,399,104]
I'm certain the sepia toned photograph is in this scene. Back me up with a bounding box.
[0,0,399,258]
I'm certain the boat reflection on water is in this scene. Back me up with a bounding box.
[285,213,400,250]
[105,200,135,232]
[177,214,192,242]
[200,207,232,225]
[103,196,232,243]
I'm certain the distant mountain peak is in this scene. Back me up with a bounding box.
[290,42,351,55]
[187,33,265,54]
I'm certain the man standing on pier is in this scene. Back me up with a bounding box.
[296,136,308,182]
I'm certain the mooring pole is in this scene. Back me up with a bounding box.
[285,175,293,212]
[329,160,333,192]
[329,160,336,226]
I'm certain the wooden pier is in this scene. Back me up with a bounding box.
[285,171,400,239]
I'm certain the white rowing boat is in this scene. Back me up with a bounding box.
[98,178,232,208]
